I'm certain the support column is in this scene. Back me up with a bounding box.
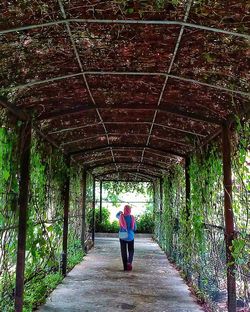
[152,181,156,237]
[99,180,103,223]
[222,123,236,312]
[185,157,191,219]
[153,181,156,215]
[92,178,96,244]
[62,156,70,277]
[160,178,163,218]
[81,168,87,252]
[159,178,163,243]
[15,121,31,312]
[185,156,191,279]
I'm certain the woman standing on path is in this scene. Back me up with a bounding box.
[116,205,136,271]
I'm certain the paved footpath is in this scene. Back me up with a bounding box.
[38,236,204,312]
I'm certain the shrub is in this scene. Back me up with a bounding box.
[92,208,154,233]
[136,212,154,233]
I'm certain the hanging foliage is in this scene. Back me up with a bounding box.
[232,118,250,305]
[157,130,250,310]
[0,111,92,311]
[0,110,19,312]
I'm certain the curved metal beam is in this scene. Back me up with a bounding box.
[2,71,249,98]
[94,168,162,179]
[89,161,170,173]
[81,156,172,168]
[97,172,155,182]
[48,120,206,137]
[39,105,223,125]
[1,18,249,40]
[61,132,192,148]
[70,145,185,158]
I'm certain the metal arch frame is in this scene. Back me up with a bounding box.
[0,18,249,40]
[78,155,173,168]
[126,173,155,182]
[69,150,177,163]
[98,172,155,182]
[60,132,192,148]
[75,153,177,166]
[70,145,185,158]
[142,150,182,161]
[57,0,117,172]
[0,98,65,153]
[97,172,155,182]
[138,0,192,175]
[98,176,153,183]
[88,161,170,173]
[38,105,223,124]
[94,168,162,180]
[2,71,249,98]
[48,120,207,137]
[48,122,103,135]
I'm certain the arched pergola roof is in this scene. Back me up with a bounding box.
[1,0,249,181]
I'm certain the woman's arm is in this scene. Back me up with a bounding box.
[116,211,122,219]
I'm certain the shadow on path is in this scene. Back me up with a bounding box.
[38,236,204,312]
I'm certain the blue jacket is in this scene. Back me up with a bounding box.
[116,212,136,241]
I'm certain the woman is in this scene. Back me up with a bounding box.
[116,205,136,271]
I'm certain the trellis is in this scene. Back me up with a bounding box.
[0,1,249,311]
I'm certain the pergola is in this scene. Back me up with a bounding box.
[0,1,249,311]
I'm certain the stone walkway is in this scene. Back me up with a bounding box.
[38,236,204,312]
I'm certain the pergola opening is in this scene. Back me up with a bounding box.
[0,1,249,311]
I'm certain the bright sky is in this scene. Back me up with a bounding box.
[96,188,152,222]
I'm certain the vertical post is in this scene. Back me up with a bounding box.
[185,157,191,219]
[15,121,31,312]
[99,180,103,223]
[153,181,156,215]
[62,156,70,277]
[159,178,163,243]
[152,181,156,237]
[160,178,163,218]
[185,156,191,279]
[92,178,96,244]
[81,168,87,252]
[222,123,236,312]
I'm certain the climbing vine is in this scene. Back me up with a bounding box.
[23,133,66,311]
[0,110,19,312]
[157,124,250,310]
[0,110,92,311]
[232,118,250,304]
[67,165,84,268]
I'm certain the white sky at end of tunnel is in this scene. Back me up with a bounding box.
[96,190,152,222]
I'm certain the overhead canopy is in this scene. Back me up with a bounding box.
[0,0,249,181]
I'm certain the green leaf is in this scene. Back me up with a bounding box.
[127,7,134,14]
[3,169,10,181]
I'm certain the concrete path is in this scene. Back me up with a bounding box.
[38,237,204,312]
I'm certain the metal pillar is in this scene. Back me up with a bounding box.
[222,123,236,312]
[62,156,70,277]
[185,157,191,219]
[185,157,191,279]
[15,121,31,312]
[159,178,163,242]
[152,181,156,222]
[99,180,103,223]
[160,178,163,221]
[160,178,163,217]
[92,178,96,244]
[81,169,87,252]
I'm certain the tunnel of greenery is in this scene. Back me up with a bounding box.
[0,1,250,311]
[154,120,249,310]
[0,109,249,311]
